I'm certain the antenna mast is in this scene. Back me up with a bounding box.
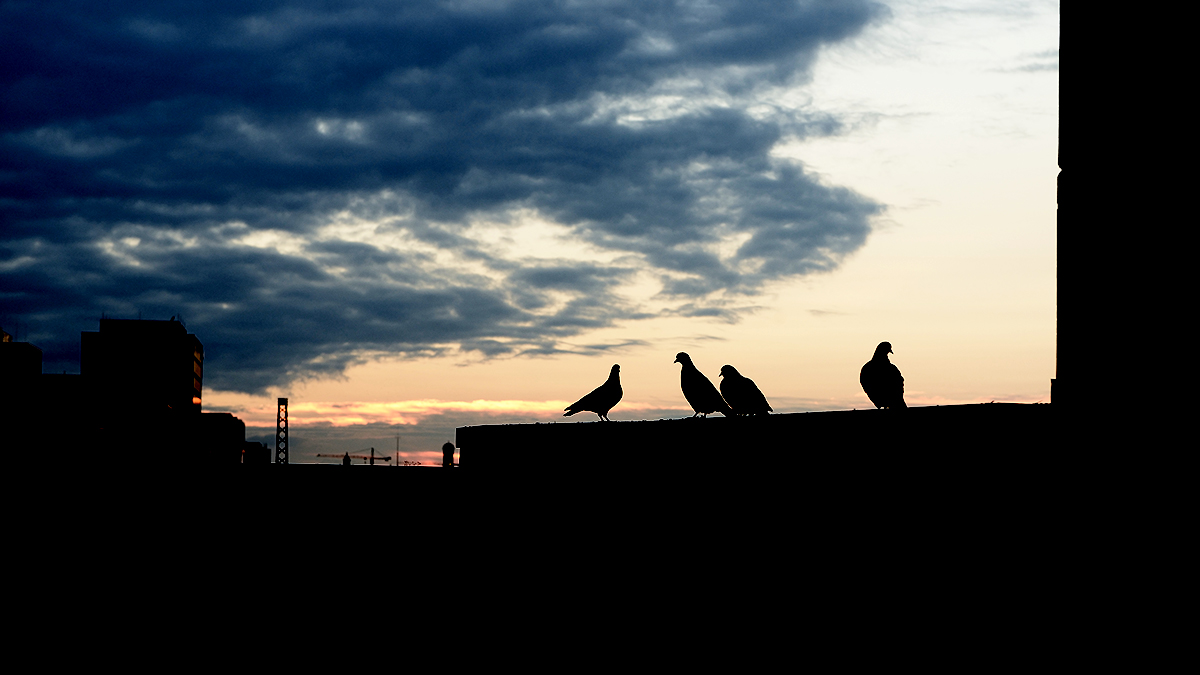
[275,397,289,463]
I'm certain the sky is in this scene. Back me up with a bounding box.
[0,0,1058,465]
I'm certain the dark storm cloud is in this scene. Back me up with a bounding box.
[1,1,886,392]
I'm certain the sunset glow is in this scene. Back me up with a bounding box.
[225,398,669,428]
[3,2,1058,465]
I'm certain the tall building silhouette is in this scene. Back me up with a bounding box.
[81,318,203,416]
[3,318,258,464]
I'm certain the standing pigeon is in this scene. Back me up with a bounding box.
[674,352,734,417]
[564,364,623,421]
[860,342,907,409]
[719,365,772,416]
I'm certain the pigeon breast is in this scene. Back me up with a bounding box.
[860,342,906,409]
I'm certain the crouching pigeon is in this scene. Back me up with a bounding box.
[719,365,772,416]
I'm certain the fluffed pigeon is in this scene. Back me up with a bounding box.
[860,341,907,409]
[674,352,733,417]
[564,364,623,421]
[719,365,772,416]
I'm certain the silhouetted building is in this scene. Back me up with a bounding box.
[2,318,256,465]
[82,318,203,416]
[0,337,46,455]
[243,442,271,465]
[2,331,87,453]
[0,339,42,383]
[196,412,246,464]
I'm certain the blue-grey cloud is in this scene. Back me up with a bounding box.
[1011,48,1058,73]
[1,1,886,393]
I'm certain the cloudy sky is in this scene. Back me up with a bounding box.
[1,0,1057,464]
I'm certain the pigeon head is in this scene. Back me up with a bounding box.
[674,352,692,364]
[719,365,739,378]
[873,342,894,359]
[610,364,620,374]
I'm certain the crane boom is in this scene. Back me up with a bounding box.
[316,447,392,464]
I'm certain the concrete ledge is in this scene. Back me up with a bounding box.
[456,403,1056,472]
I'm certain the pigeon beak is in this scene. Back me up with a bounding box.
[673,357,679,363]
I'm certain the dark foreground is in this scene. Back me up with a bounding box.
[41,403,1070,541]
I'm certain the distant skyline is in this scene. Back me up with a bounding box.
[1,1,1057,463]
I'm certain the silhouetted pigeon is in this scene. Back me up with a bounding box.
[564,364,622,421]
[860,342,907,409]
[719,365,772,416]
[674,352,733,417]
